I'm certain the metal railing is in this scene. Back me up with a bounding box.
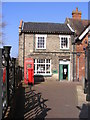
[0,46,18,119]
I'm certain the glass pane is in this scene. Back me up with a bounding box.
[34,59,35,63]
[46,64,50,73]
[66,38,68,47]
[37,64,45,73]
[37,59,45,63]
[61,37,63,40]
[46,59,50,63]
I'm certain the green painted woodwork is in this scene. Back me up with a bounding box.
[59,64,63,80]
[59,64,69,81]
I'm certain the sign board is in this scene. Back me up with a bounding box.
[52,70,58,74]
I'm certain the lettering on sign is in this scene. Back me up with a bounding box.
[26,60,32,63]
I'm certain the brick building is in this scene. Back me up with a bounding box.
[18,8,90,82]
[65,8,90,81]
[18,21,74,81]
[76,24,90,82]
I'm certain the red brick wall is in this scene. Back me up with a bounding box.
[76,35,88,81]
[72,14,81,20]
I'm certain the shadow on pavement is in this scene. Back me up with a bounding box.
[24,86,51,119]
[3,82,51,119]
[77,103,89,119]
[34,75,45,85]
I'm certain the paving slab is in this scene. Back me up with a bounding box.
[4,80,88,119]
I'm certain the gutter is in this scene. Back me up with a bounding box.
[33,34,35,52]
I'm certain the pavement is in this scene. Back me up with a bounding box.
[33,80,88,118]
[4,80,88,119]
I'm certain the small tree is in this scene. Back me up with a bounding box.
[0,14,6,46]
[0,14,2,45]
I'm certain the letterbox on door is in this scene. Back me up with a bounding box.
[24,58,34,85]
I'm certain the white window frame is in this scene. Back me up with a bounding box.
[36,34,47,50]
[59,35,70,50]
[34,59,51,75]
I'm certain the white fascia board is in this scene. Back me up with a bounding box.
[79,25,90,40]
[59,60,70,65]
[67,23,75,33]
[59,35,70,38]
[35,34,47,37]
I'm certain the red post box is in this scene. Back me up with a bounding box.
[24,58,34,84]
[28,68,34,85]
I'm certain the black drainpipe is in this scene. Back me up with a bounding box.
[23,33,25,79]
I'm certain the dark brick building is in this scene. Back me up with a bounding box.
[65,8,90,81]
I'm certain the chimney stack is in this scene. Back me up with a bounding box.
[72,7,82,20]
[19,19,23,35]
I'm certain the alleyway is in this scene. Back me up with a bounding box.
[4,80,88,119]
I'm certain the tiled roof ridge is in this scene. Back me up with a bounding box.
[22,20,73,34]
[24,21,66,25]
[67,18,89,21]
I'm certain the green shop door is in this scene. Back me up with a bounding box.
[59,64,63,80]
[59,64,69,81]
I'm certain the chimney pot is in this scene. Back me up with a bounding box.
[72,7,82,20]
[76,7,78,12]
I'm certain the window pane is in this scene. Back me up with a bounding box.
[46,59,50,63]
[37,59,45,63]
[66,38,68,47]
[34,64,35,73]
[37,64,45,73]
[34,59,35,63]
[46,64,50,73]
[61,38,63,40]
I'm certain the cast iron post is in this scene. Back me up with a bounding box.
[84,50,88,93]
[12,57,16,92]
[3,46,11,105]
[77,52,80,81]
